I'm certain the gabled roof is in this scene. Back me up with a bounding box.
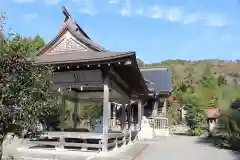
[35,6,149,96]
[37,6,107,55]
[140,67,172,93]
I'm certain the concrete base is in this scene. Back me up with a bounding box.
[154,129,169,137]
[92,141,148,160]
[137,117,155,140]
[138,127,155,140]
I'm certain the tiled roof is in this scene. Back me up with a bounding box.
[140,67,172,93]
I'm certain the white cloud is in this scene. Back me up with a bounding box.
[23,13,38,22]
[72,0,97,15]
[108,0,121,4]
[13,0,60,5]
[18,0,225,27]
[135,8,143,15]
[183,13,201,24]
[80,8,96,15]
[143,5,227,27]
[44,0,60,5]
[203,13,227,27]
[12,0,35,3]
[166,7,183,22]
[120,0,131,16]
[148,5,163,19]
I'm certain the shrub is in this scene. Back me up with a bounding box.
[228,134,240,150]
[188,129,203,136]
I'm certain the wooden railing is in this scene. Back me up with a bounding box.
[28,131,132,152]
[148,117,168,130]
[153,117,168,130]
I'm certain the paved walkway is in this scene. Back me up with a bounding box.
[136,136,240,160]
[3,135,240,160]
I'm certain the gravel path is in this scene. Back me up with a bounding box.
[136,136,240,160]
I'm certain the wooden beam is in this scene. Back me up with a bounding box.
[102,76,109,152]
[54,83,103,88]
[109,69,130,94]
[51,86,78,101]
[51,85,128,103]
[109,79,129,101]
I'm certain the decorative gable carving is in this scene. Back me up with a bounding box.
[51,37,89,53]
[47,31,90,54]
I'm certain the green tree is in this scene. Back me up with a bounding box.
[137,58,144,67]
[0,16,59,158]
[183,96,206,129]
[217,75,227,87]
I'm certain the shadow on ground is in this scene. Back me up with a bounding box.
[231,151,240,160]
[195,136,240,160]
[195,136,215,146]
[172,133,189,136]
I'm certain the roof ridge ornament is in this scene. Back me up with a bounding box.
[62,6,71,22]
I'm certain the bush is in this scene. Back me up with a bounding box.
[228,134,240,150]
[212,134,229,148]
[188,129,203,136]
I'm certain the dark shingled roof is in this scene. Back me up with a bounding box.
[140,67,172,93]
[35,51,134,64]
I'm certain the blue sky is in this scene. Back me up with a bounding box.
[0,0,240,63]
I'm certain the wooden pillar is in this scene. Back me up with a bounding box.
[108,102,111,128]
[102,77,110,152]
[73,99,78,129]
[59,96,66,131]
[153,99,159,117]
[121,105,126,130]
[138,100,142,130]
[113,103,117,128]
[122,104,127,145]
[132,108,134,121]
[142,102,144,118]
[163,99,167,116]
[128,102,132,143]
[127,105,131,129]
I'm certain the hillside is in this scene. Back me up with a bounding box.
[138,59,240,88]
[138,59,240,126]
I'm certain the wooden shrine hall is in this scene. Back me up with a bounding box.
[33,6,149,152]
